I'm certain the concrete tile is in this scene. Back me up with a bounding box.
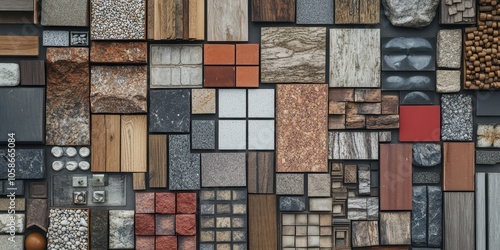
[296,0,334,24]
[201,153,246,187]
[276,174,304,195]
[218,120,246,150]
[192,120,216,150]
[218,89,246,118]
[248,120,275,150]
[41,0,88,26]
[150,45,203,88]
[248,89,274,118]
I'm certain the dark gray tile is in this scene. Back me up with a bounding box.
[382,37,435,71]
[400,91,438,105]
[476,150,500,165]
[427,186,442,247]
[0,149,45,179]
[382,72,435,90]
[413,144,441,167]
[192,120,216,150]
[412,186,427,246]
[91,209,108,250]
[279,196,306,211]
[477,91,500,116]
[413,172,440,184]
[169,135,200,190]
[149,90,190,133]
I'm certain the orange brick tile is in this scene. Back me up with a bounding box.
[236,66,259,88]
[236,44,259,65]
[204,44,235,65]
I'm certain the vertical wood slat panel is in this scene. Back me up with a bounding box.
[488,173,500,247]
[379,144,412,210]
[121,115,147,172]
[175,0,183,39]
[476,173,486,250]
[149,135,168,188]
[195,0,204,40]
[249,195,277,249]
[183,0,189,39]
[147,0,155,39]
[91,115,106,172]
[188,0,197,39]
[359,0,379,24]
[443,142,475,191]
[105,115,121,172]
[165,0,176,39]
[247,152,257,193]
[444,192,475,250]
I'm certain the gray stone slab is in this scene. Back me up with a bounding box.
[0,149,45,179]
[201,153,246,187]
[109,210,134,249]
[382,37,435,71]
[382,0,439,28]
[41,0,88,26]
[488,174,500,248]
[441,94,473,141]
[276,174,304,195]
[437,29,462,69]
[348,197,379,220]
[477,91,500,116]
[476,150,500,165]
[91,209,108,250]
[169,135,200,190]
[413,144,441,167]
[371,171,379,187]
[0,214,24,233]
[26,199,48,232]
[0,180,24,196]
[149,89,190,133]
[0,63,19,86]
[381,72,435,91]
[296,0,333,24]
[428,186,442,247]
[413,172,440,184]
[279,196,306,211]
[412,186,427,246]
[192,120,215,150]
[0,235,23,250]
[43,30,69,46]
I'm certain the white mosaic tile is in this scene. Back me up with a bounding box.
[218,120,246,150]
[218,89,247,118]
[248,120,275,150]
[248,89,275,118]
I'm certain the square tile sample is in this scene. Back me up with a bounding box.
[218,120,246,150]
[261,27,326,83]
[218,89,246,118]
[330,29,380,87]
[248,89,275,118]
[251,0,295,22]
[308,174,331,197]
[236,44,259,65]
[236,66,259,88]
[441,94,473,141]
[204,66,236,87]
[281,213,332,248]
[248,120,275,150]
[150,45,203,88]
[192,89,216,114]
[204,44,235,65]
[207,0,248,41]
[297,0,334,24]
[41,0,88,26]
[201,153,246,187]
[90,0,146,40]
[192,120,216,150]
[400,106,441,142]
[149,90,191,133]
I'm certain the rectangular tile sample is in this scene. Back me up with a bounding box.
[41,0,88,26]
[444,192,474,250]
[207,0,248,41]
[121,115,147,172]
[352,221,379,247]
[247,152,274,194]
[477,175,487,249]
[150,45,203,88]
[0,149,44,179]
[380,144,412,210]
[380,212,411,245]
[443,142,474,191]
[202,153,246,187]
[261,27,326,83]
[0,0,33,11]
[149,89,191,133]
[20,60,45,85]
[400,91,439,105]
[428,186,443,247]
[476,173,500,249]
[249,195,277,249]
[27,199,48,232]
[90,0,146,40]
[296,0,333,24]
[251,0,295,22]
[329,132,379,160]
[90,42,147,64]
[169,135,200,190]
[91,115,121,172]
[91,209,108,250]
[476,91,500,116]
[46,48,89,145]
[109,210,135,249]
[0,36,38,56]
[382,37,435,71]
[381,72,435,91]
[441,94,473,141]
[276,84,328,172]
[335,0,380,24]
[192,120,215,150]
[412,186,427,246]
[149,135,167,188]
[330,29,380,87]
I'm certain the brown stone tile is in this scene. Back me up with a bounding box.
[344,165,357,183]
[176,193,197,214]
[236,66,259,88]
[236,44,259,65]
[156,193,176,214]
[176,214,196,236]
[366,115,399,129]
[136,236,155,250]
[329,102,345,115]
[90,42,147,64]
[203,66,235,87]
[328,115,346,130]
[156,236,177,250]
[276,84,328,172]
[329,88,354,102]
[380,144,412,210]
[381,95,399,115]
[135,192,155,214]
[135,214,155,236]
[178,236,196,250]
[443,142,475,191]
[354,89,382,102]
[346,102,381,115]
[155,214,175,236]
[29,182,48,199]
[346,114,365,129]
[204,44,235,65]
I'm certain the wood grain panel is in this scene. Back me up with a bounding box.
[20,60,45,85]
[163,0,176,39]
[207,0,248,41]
[0,36,38,56]
[335,0,356,24]
[175,0,183,39]
[488,173,500,248]
[443,142,474,191]
[147,0,154,39]
[149,135,168,188]
[251,0,295,22]
[0,11,34,24]
[248,152,274,194]
[380,144,412,210]
[444,192,475,250]
[359,0,379,24]
[476,173,486,250]
[121,115,147,172]
[183,0,189,39]
[0,0,33,11]
[91,115,106,172]
[249,195,277,249]
[133,173,146,190]
[105,115,121,172]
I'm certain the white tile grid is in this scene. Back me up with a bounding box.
[218,120,246,150]
[248,89,275,118]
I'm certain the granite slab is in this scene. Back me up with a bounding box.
[90,209,108,250]
[296,0,334,24]
[248,120,275,150]
[42,30,69,46]
[109,210,135,249]
[441,94,473,141]
[90,42,147,63]
[218,120,246,150]
[201,153,246,187]
[413,172,440,184]
[276,174,304,195]
[0,149,44,179]
[192,120,216,150]
[476,150,500,165]
[41,0,88,26]
[169,135,200,190]
[149,89,190,133]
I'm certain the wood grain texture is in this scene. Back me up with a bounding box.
[149,0,202,40]
[175,0,183,39]
[188,0,197,39]
[380,212,411,245]
[0,11,35,24]
[330,132,379,160]
[247,152,274,194]
[443,142,474,191]
[488,173,500,248]
[248,195,277,249]
[133,173,146,190]
[91,115,121,172]
[207,0,248,41]
[195,0,204,39]
[182,0,189,39]
[359,0,380,24]
[164,0,175,39]
[251,0,295,22]
[444,192,475,250]
[105,115,121,172]
[335,0,379,24]
[20,60,45,85]
[148,135,168,188]
[147,0,154,39]
[0,36,38,56]
[0,0,33,11]
[476,173,486,250]
[380,144,412,210]
[121,115,147,172]
[91,115,106,172]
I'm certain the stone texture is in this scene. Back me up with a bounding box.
[296,0,334,24]
[46,48,89,145]
[437,29,462,68]
[0,214,24,233]
[135,214,155,235]
[0,235,23,250]
[27,199,46,232]
[201,153,246,187]
[412,186,427,246]
[352,221,379,247]
[261,27,326,83]
[413,144,441,167]
[150,45,203,88]
[436,70,461,93]
[382,37,435,71]
[248,120,275,150]
[90,209,108,250]
[90,0,146,40]
[109,210,135,249]
[348,197,379,220]
[276,174,304,195]
[90,42,147,63]
[192,120,216,150]
[192,89,216,114]
[156,236,177,250]
[380,212,411,245]
[136,236,155,250]
[90,66,147,113]
[0,198,24,211]
[177,193,197,214]
[169,135,200,190]
[477,125,500,148]
[427,186,442,247]
[41,0,88,26]
[441,94,473,141]
[308,174,331,197]
[179,236,196,250]
[155,214,175,235]
[309,198,333,212]
[156,193,176,214]
[279,196,306,211]
[0,149,44,179]
[476,150,500,165]
[218,89,246,118]
[382,0,439,28]
[248,89,275,118]
[42,30,69,46]
[0,63,19,86]
[135,192,155,213]
[277,84,328,172]
[329,132,379,160]
[150,89,191,133]
[218,120,246,150]
[330,29,380,87]
[358,166,371,195]
[176,214,196,235]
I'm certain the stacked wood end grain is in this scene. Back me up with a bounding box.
[465,2,500,89]
[147,0,204,40]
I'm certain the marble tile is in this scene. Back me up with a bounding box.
[329,132,379,160]
[192,120,216,150]
[41,0,88,26]
[248,89,275,118]
[149,90,191,133]
[218,120,246,150]
[279,196,307,211]
[201,153,246,187]
[150,45,203,88]
[248,120,275,150]
[169,135,200,190]
[218,89,246,118]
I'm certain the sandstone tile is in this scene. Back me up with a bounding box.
[218,89,246,118]
[248,89,275,118]
[308,174,331,197]
[150,90,190,133]
[248,120,275,150]
[437,29,462,68]
[204,44,235,65]
[42,30,69,46]
[135,192,155,213]
[150,45,203,88]
[192,89,216,114]
[41,0,88,26]
[236,44,259,65]
[90,0,146,40]
[91,42,147,63]
[309,198,333,212]
[204,66,235,87]
[207,0,248,41]
[156,193,175,214]
[169,135,200,190]
[135,214,155,236]
[155,214,175,236]
[236,66,259,88]
[276,174,304,195]
[380,212,411,245]
[218,120,246,150]
[329,102,346,115]
[201,153,246,187]
[436,70,461,93]
[192,120,216,150]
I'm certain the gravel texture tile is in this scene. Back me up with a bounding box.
[296,0,334,24]
[43,30,69,46]
[441,94,473,141]
[169,135,200,190]
[192,120,216,150]
[201,153,246,187]
[90,0,146,40]
[437,29,462,68]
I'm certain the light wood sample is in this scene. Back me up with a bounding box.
[147,0,204,40]
[121,115,147,172]
[0,36,38,56]
[149,135,168,188]
[133,173,146,190]
[207,0,248,41]
[91,115,121,172]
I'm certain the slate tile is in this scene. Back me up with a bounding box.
[135,192,155,213]
[169,135,200,190]
[150,45,203,88]
[412,186,427,246]
[1,180,23,196]
[381,72,435,91]
[248,120,274,150]
[109,210,135,249]
[41,0,88,26]
[279,196,306,212]
[204,66,236,87]
[236,44,259,65]
[207,0,248,41]
[90,209,108,250]
[218,120,246,150]
[20,60,45,86]
[400,91,439,105]
[42,30,69,46]
[382,37,435,71]
[399,106,441,142]
[276,174,304,195]
[236,66,259,88]
[192,89,216,114]
[204,44,235,65]
[192,120,216,150]
[476,91,500,116]
[150,90,191,133]
[248,89,275,118]
[90,0,146,40]
[441,94,473,141]
[0,149,44,179]
[296,0,334,24]
[308,174,331,197]
[413,172,441,184]
[201,153,246,187]
[218,89,246,118]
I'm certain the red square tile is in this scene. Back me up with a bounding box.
[176,193,197,214]
[399,105,440,142]
[156,214,175,236]
[178,236,196,250]
[236,66,259,88]
[135,214,155,235]
[136,236,155,250]
[156,193,176,214]
[204,44,235,65]
[204,66,235,87]
[176,214,196,236]
[136,192,155,213]
[236,44,259,65]
[156,236,177,250]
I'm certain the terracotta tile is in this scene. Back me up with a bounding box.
[136,236,155,250]
[399,106,440,142]
[236,66,259,88]
[156,193,176,214]
[443,142,475,191]
[135,214,155,235]
[380,144,412,211]
[136,192,155,213]
[204,44,235,65]
[176,214,196,235]
[156,236,177,250]
[236,44,259,65]
[204,66,235,87]
[176,193,197,214]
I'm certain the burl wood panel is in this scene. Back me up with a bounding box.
[248,152,274,194]
[248,195,277,249]
[276,84,328,172]
[149,135,168,188]
[207,0,248,41]
[91,115,121,172]
[380,144,412,210]
[444,192,475,250]
[335,0,380,24]
[443,142,474,191]
[251,0,295,22]
[0,36,38,56]
[121,115,147,172]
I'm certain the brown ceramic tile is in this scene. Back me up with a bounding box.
[136,192,155,214]
[176,214,196,235]
[380,144,412,210]
[443,142,475,191]
[236,44,259,65]
[204,44,235,65]
[135,213,155,235]
[203,66,235,87]
[156,193,176,214]
[236,66,259,88]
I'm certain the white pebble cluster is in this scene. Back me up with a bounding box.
[51,147,90,171]
[47,209,89,250]
[90,0,146,40]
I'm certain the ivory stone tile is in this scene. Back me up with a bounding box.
[308,174,331,197]
[218,89,246,118]
[150,45,203,88]
[248,89,275,118]
[207,0,248,41]
[248,120,275,150]
[218,120,246,150]
[309,198,333,212]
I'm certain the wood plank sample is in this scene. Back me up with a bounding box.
[0,36,38,56]
[476,173,486,250]
[335,0,380,24]
[91,115,107,172]
[352,221,379,247]
[248,152,274,194]
[380,144,412,210]
[149,135,167,188]
[251,0,295,22]
[443,142,474,191]
[20,60,45,85]
[249,195,277,249]
[207,0,248,41]
[444,192,474,250]
[133,173,146,190]
[91,115,121,172]
[175,0,184,39]
[121,115,147,172]
[0,0,33,11]
[488,173,500,248]
[380,212,411,245]
[148,0,203,40]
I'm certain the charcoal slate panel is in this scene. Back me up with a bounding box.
[428,186,442,247]
[413,172,440,184]
[169,135,200,190]
[400,91,439,105]
[382,72,435,90]
[477,91,500,116]
[412,186,427,246]
[279,196,306,211]
[149,89,191,133]
[0,149,45,179]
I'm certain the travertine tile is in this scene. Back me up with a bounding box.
[192,89,216,114]
[308,174,331,197]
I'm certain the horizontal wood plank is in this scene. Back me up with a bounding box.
[0,36,38,56]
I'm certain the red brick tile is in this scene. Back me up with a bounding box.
[176,193,197,214]
[136,192,155,213]
[136,236,155,250]
[156,236,177,250]
[176,214,196,236]
[135,214,155,235]
[204,66,235,87]
[204,44,235,65]
[236,66,259,88]
[156,193,176,214]
[156,214,175,236]
[399,106,440,142]
[236,44,259,65]
[178,236,196,250]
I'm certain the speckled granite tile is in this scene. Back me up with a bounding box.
[296,0,333,24]
[0,149,44,179]
[149,90,191,133]
[43,30,69,46]
[41,0,88,26]
[276,174,304,195]
[169,135,200,190]
[201,153,246,187]
[192,120,216,150]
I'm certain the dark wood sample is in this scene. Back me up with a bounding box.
[444,192,474,250]
[0,36,38,56]
[20,60,45,85]
[27,199,48,232]
[149,135,168,188]
[203,66,235,87]
[91,209,109,250]
[335,0,380,24]
[249,195,277,249]
[443,142,474,191]
[251,0,295,22]
[247,152,274,194]
[380,144,412,210]
[0,0,33,11]
[91,115,121,172]
[440,0,476,24]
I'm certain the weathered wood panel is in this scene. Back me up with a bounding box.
[207,0,248,41]
[335,0,380,24]
[121,115,147,172]
[380,144,412,210]
[444,192,475,250]
[251,0,295,22]
[0,36,38,56]
[476,173,486,250]
[91,115,106,172]
[148,135,167,188]
[443,142,475,191]
[249,195,277,249]
[247,152,274,194]
[0,0,33,11]
[175,0,183,39]
[133,173,146,190]
[488,173,500,248]
[440,0,476,24]
[330,132,379,160]
[380,212,411,245]
[148,0,202,40]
